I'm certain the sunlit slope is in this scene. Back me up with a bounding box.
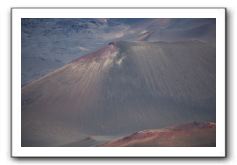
[22,41,216,146]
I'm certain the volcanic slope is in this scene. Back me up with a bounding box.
[22,41,216,146]
[100,122,216,147]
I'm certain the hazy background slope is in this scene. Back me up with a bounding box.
[22,40,215,146]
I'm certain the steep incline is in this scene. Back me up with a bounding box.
[22,41,216,146]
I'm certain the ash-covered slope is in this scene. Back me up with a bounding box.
[22,19,216,85]
[22,40,216,146]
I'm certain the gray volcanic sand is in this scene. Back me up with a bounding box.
[22,41,216,147]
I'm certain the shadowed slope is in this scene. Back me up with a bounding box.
[22,41,216,146]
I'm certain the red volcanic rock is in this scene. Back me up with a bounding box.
[100,122,216,147]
